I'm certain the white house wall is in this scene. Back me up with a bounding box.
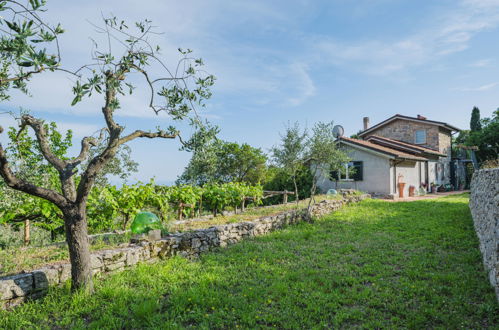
[428,160,438,185]
[316,146,392,195]
[393,160,421,197]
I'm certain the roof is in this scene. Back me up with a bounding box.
[358,114,460,137]
[338,136,428,161]
[365,135,447,157]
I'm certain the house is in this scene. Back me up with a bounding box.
[318,114,461,198]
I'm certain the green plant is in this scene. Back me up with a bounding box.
[0,1,216,292]
[1,194,497,328]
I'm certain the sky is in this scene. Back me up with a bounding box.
[1,0,499,185]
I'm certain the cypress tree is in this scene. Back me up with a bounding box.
[470,106,482,131]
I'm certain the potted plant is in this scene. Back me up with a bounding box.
[430,182,437,194]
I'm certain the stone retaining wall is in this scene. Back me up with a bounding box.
[0,194,369,309]
[469,168,499,300]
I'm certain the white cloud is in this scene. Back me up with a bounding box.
[470,59,493,67]
[286,63,316,106]
[452,82,498,91]
[315,0,499,76]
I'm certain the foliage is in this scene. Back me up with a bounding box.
[0,120,139,235]
[1,194,498,328]
[82,144,139,186]
[271,122,307,201]
[86,181,264,232]
[0,0,63,101]
[179,140,268,186]
[263,166,313,205]
[306,121,350,198]
[470,106,482,132]
[0,120,71,235]
[480,159,499,169]
[0,0,217,291]
[461,109,499,163]
[203,182,263,215]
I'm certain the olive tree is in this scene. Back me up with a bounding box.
[0,1,215,292]
[271,122,307,203]
[305,121,349,212]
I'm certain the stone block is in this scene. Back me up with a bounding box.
[90,255,104,269]
[105,262,126,272]
[102,250,126,264]
[148,229,162,241]
[0,273,33,300]
[191,238,202,249]
[126,249,141,266]
[59,263,71,283]
[33,267,60,287]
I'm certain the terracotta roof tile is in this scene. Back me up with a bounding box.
[338,136,428,161]
[366,135,447,156]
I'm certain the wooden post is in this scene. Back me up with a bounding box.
[178,204,184,220]
[24,219,30,246]
[198,198,203,217]
[283,190,288,204]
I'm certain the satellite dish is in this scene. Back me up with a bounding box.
[332,125,344,138]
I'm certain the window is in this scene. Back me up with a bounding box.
[415,129,426,144]
[350,161,363,181]
[330,161,363,181]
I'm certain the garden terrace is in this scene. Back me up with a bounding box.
[0,193,497,328]
[0,194,345,278]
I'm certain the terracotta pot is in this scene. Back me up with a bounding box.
[408,186,415,197]
[398,182,406,198]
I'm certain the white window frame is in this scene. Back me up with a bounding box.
[337,162,362,181]
[415,129,426,144]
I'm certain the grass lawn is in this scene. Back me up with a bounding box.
[1,193,497,328]
[0,195,342,276]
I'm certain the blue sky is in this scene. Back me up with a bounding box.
[1,0,499,184]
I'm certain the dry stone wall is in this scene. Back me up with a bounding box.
[0,194,369,309]
[469,168,499,300]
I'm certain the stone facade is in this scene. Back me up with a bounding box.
[366,118,453,184]
[366,118,450,152]
[437,127,452,157]
[0,193,370,309]
[469,168,499,301]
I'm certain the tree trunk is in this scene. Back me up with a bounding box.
[63,204,93,293]
[293,175,299,205]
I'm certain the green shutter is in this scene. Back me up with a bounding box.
[351,161,363,181]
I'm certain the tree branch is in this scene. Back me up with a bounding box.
[68,128,107,167]
[0,126,69,209]
[0,67,45,85]
[77,75,123,203]
[19,114,66,172]
[118,129,177,145]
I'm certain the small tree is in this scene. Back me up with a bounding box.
[305,121,349,212]
[470,106,482,132]
[179,139,267,186]
[271,122,307,203]
[0,2,215,292]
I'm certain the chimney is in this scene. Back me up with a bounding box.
[417,114,427,120]
[363,117,370,130]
